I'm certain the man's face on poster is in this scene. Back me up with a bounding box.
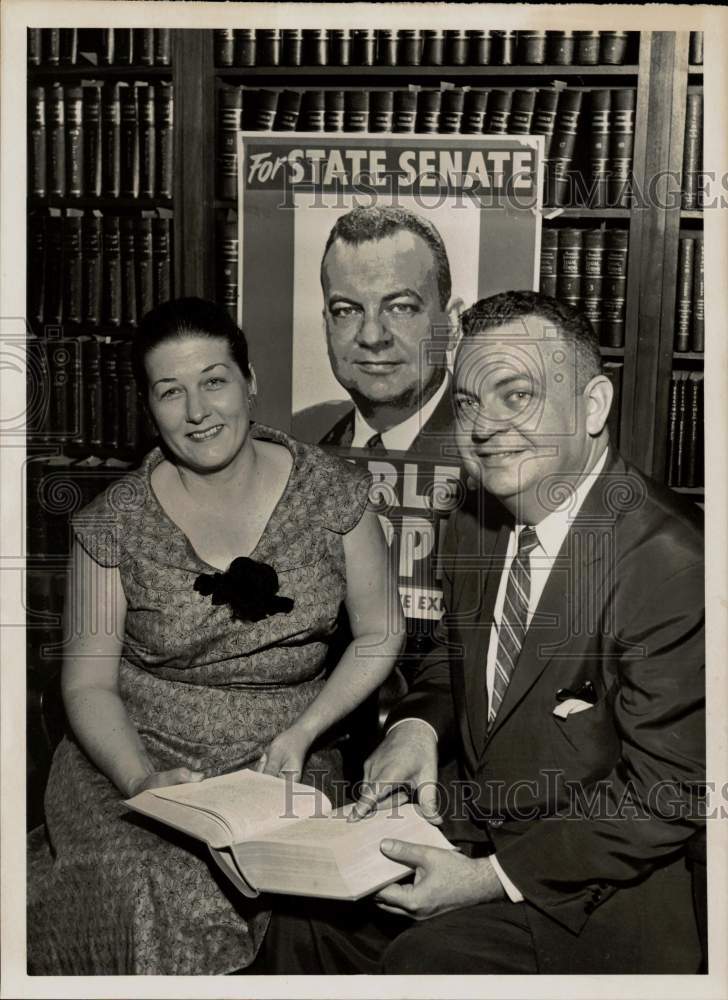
[321,230,450,418]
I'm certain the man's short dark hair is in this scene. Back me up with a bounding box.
[321,206,452,310]
[460,291,602,390]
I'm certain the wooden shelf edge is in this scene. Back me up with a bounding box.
[28,65,172,78]
[672,352,704,361]
[671,486,704,494]
[215,63,640,78]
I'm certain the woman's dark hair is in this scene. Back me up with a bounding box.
[132,297,252,393]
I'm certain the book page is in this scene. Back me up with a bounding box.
[147,769,331,846]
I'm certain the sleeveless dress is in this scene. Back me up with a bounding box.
[27,425,371,974]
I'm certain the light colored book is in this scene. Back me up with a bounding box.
[126,769,454,901]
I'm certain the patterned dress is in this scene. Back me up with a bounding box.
[27,425,371,974]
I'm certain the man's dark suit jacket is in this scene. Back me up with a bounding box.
[388,448,705,973]
[293,387,459,460]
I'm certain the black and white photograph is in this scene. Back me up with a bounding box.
[0,3,726,998]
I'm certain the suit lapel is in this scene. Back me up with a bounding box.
[483,451,622,746]
[320,409,355,447]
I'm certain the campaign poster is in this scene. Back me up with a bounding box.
[237,132,543,634]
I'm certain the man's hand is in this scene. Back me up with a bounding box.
[374,840,506,920]
[351,720,440,822]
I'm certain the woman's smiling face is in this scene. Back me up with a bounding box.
[145,334,254,473]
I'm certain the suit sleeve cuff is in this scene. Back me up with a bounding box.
[387,717,439,744]
[489,854,524,903]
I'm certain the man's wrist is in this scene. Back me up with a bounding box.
[387,717,438,744]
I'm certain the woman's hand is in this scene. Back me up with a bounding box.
[258,725,313,782]
[127,767,205,798]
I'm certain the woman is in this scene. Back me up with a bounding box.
[28,298,404,974]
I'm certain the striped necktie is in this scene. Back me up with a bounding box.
[365,432,387,453]
[488,525,540,730]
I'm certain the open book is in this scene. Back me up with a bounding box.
[125,769,454,901]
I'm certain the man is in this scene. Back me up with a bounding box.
[264,291,705,974]
[293,205,462,458]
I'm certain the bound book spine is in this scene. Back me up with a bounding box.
[509,89,536,135]
[583,229,606,340]
[398,29,422,66]
[45,213,64,324]
[65,87,84,198]
[469,29,493,65]
[439,89,464,134]
[28,29,42,66]
[344,91,369,133]
[273,89,302,131]
[416,89,441,134]
[100,339,121,450]
[28,213,46,328]
[83,84,102,198]
[303,29,328,66]
[422,29,444,66]
[29,86,47,198]
[329,29,352,67]
[152,217,172,304]
[234,29,256,68]
[370,91,394,133]
[218,213,239,321]
[136,217,154,317]
[587,90,611,210]
[82,213,103,327]
[609,89,636,208]
[352,29,376,67]
[62,215,83,326]
[139,85,156,198]
[689,31,704,65]
[47,84,66,197]
[68,336,84,445]
[674,237,695,352]
[44,28,60,65]
[215,29,235,67]
[539,228,558,297]
[532,88,559,159]
[392,91,416,133]
[82,337,103,449]
[484,89,512,134]
[256,28,281,67]
[685,372,703,488]
[299,90,325,132]
[602,229,629,348]
[154,29,171,66]
[547,89,583,206]
[670,370,689,487]
[100,29,115,66]
[48,338,74,444]
[120,85,140,198]
[556,228,584,310]
[157,83,174,200]
[60,29,78,65]
[461,89,488,134]
[691,238,704,353]
[135,28,154,66]
[118,341,140,451]
[547,30,575,66]
[682,93,703,211]
[601,360,623,447]
[103,215,122,327]
[248,89,277,130]
[115,29,133,66]
[601,31,629,66]
[121,217,138,327]
[665,372,679,485]
[102,82,121,198]
[218,87,242,200]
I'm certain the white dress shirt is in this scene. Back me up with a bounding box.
[391,446,609,902]
[351,374,450,450]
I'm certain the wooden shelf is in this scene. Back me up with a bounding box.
[546,207,632,219]
[601,347,625,357]
[673,352,704,361]
[215,63,639,79]
[671,486,704,495]
[680,210,703,220]
[28,64,172,79]
[28,196,172,211]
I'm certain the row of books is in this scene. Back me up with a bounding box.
[682,91,703,211]
[674,237,704,353]
[28,211,173,331]
[29,82,174,200]
[214,28,637,68]
[218,85,636,208]
[28,335,153,454]
[539,227,629,347]
[666,370,704,488]
[28,28,171,67]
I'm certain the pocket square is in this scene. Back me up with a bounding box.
[552,698,594,719]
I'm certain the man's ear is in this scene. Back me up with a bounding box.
[247,365,258,398]
[445,297,465,352]
[584,374,613,436]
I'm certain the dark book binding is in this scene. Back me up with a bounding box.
[121,217,138,327]
[115,29,133,66]
[44,28,60,65]
[234,29,256,68]
[370,91,394,133]
[484,90,512,135]
[691,238,704,353]
[120,84,140,199]
[282,29,303,67]
[674,237,695,352]
[154,29,171,66]
[398,30,422,66]
[303,29,328,66]
[547,30,575,66]
[682,93,703,211]
[83,84,102,198]
[518,31,546,65]
[47,84,66,197]
[685,372,703,488]
[256,29,282,67]
[28,213,46,328]
[689,32,704,65]
[102,215,122,327]
[157,83,174,200]
[539,228,558,298]
[587,90,611,209]
[65,87,84,198]
[218,213,239,321]
[81,337,103,448]
[135,28,154,67]
[136,217,154,318]
[392,90,416,133]
[329,29,352,67]
[601,31,629,66]
[461,89,488,134]
[102,82,121,198]
[602,229,629,348]
[139,84,156,198]
[273,90,302,132]
[153,217,172,304]
[670,370,689,487]
[29,86,47,198]
[45,213,64,325]
[248,89,277,131]
[118,341,140,451]
[100,339,121,450]
[556,228,584,309]
[324,90,344,133]
[547,89,583,206]
[28,28,42,66]
[344,91,369,133]
[62,215,83,326]
[218,87,242,200]
[609,89,636,208]
[48,338,75,444]
[82,213,103,326]
[422,30,444,67]
[299,90,325,132]
[583,229,606,340]
[445,30,468,66]
[101,29,115,66]
[510,89,536,135]
[215,29,235,67]
[439,89,464,134]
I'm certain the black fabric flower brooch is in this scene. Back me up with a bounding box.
[193,556,294,622]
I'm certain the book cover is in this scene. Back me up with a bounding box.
[398,29,422,66]
[691,238,704,353]
[28,213,46,328]
[392,90,416,133]
[218,211,238,320]
[684,372,703,488]
[370,91,394,134]
[547,89,583,206]
[47,84,66,197]
[139,84,156,199]
[445,29,468,66]
[82,213,103,326]
[583,228,606,340]
[81,337,104,449]
[44,28,60,65]
[484,89,512,135]
[65,87,84,199]
[344,91,369,133]
[45,212,64,324]
[100,339,121,449]
[509,89,536,135]
[689,32,704,66]
[609,89,636,208]
[461,89,488,134]
[136,217,154,318]
[304,28,329,66]
[256,28,282,67]
[83,84,102,198]
[299,90,325,132]
[674,237,695,353]
[439,89,464,134]
[154,29,171,66]
[665,371,679,485]
[100,28,115,66]
[468,29,492,66]
[218,86,243,200]
[102,82,121,198]
[556,227,584,310]
[273,89,302,132]
[118,340,140,451]
[234,29,256,68]
[103,215,122,327]
[324,90,344,133]
[539,227,558,297]
[603,228,629,348]
[28,28,42,66]
[587,90,611,209]
[422,29,445,66]
[531,88,559,160]
[670,370,689,486]
[682,92,703,211]
[134,28,154,67]
[214,29,234,67]
[29,86,47,198]
[115,28,133,66]
[121,217,138,327]
[157,83,174,200]
[329,28,352,67]
[247,89,277,131]
[120,85,140,199]
[62,214,83,326]
[152,216,172,304]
